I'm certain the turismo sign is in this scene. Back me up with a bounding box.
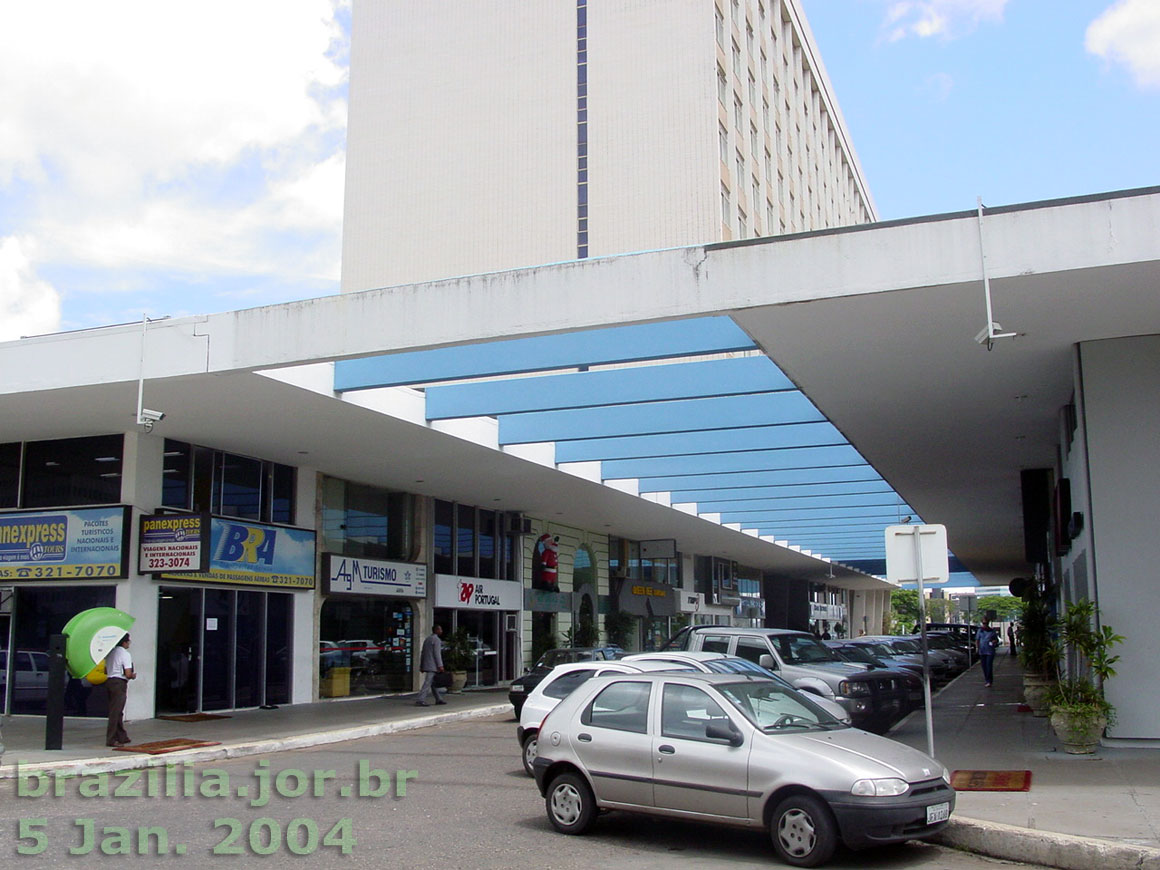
[0,506,130,580]
[325,554,427,598]
[138,513,210,574]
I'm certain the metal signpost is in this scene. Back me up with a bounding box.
[885,524,950,757]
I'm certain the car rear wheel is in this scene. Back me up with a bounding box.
[770,794,837,867]
[546,772,596,835]
[521,730,538,777]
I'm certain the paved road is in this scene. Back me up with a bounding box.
[4,714,1050,869]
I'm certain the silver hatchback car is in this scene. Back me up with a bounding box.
[532,672,954,867]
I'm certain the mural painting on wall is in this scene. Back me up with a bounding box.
[533,533,560,591]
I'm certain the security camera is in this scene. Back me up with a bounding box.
[139,409,166,423]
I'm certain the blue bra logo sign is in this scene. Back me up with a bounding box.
[217,524,277,565]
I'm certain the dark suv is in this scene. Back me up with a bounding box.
[507,646,624,716]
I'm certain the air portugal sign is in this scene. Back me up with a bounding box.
[158,518,316,589]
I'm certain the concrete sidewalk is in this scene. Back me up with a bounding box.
[889,651,1160,869]
[2,659,1159,870]
[0,688,512,776]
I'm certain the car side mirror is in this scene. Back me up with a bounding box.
[759,654,777,670]
[705,720,744,747]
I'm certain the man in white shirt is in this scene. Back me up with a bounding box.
[104,633,136,746]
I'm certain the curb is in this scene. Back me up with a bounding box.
[933,817,1160,870]
[0,703,511,780]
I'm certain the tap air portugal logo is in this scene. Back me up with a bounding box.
[216,524,277,566]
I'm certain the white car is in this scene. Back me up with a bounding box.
[517,659,692,776]
[621,651,852,725]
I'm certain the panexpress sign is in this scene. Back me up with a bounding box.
[0,507,130,580]
[138,513,210,574]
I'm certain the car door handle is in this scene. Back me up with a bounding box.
[658,744,675,754]
[577,732,592,742]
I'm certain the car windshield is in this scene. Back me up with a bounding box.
[775,635,841,664]
[863,643,897,658]
[718,680,844,732]
[891,640,921,653]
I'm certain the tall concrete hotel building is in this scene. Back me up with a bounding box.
[341,0,876,292]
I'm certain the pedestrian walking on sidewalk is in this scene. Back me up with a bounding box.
[1007,624,1018,656]
[104,633,136,746]
[416,625,447,707]
[977,620,999,687]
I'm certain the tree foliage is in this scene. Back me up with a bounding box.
[976,595,1023,622]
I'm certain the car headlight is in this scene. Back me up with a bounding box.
[851,778,909,797]
[941,767,951,784]
[838,680,872,696]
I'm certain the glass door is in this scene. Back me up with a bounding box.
[201,589,235,711]
[156,587,201,715]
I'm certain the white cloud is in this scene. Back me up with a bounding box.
[884,0,1008,42]
[1086,0,1160,89]
[0,237,61,341]
[0,0,348,331]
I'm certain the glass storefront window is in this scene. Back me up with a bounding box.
[163,439,295,525]
[319,598,414,696]
[433,499,454,574]
[22,435,123,508]
[216,454,262,519]
[0,441,20,507]
[456,504,476,576]
[478,510,497,579]
[156,586,294,715]
[320,477,414,560]
[434,499,510,580]
[6,586,116,716]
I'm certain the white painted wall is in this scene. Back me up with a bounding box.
[341,1,576,291]
[588,0,718,254]
[1077,335,1160,741]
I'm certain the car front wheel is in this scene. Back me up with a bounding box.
[545,772,597,835]
[521,731,538,777]
[770,793,838,867]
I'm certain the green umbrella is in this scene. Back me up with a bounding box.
[62,607,135,679]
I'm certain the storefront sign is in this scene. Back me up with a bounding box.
[810,601,846,621]
[159,518,315,588]
[138,512,210,574]
[0,506,130,580]
[325,554,427,598]
[435,575,522,611]
[614,579,678,617]
[678,592,704,613]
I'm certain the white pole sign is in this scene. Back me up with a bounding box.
[884,524,949,584]
[884,523,950,758]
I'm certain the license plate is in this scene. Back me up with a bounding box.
[926,802,950,824]
[510,685,525,693]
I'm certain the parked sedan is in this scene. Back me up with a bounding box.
[508,646,625,717]
[533,672,955,867]
[516,659,690,776]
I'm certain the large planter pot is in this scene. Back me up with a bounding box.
[1022,673,1055,717]
[1050,709,1107,754]
[450,670,468,693]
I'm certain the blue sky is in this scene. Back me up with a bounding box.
[1,0,1157,341]
[801,0,1160,221]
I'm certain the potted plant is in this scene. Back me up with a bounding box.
[1045,599,1123,754]
[442,627,474,693]
[1018,593,1057,716]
